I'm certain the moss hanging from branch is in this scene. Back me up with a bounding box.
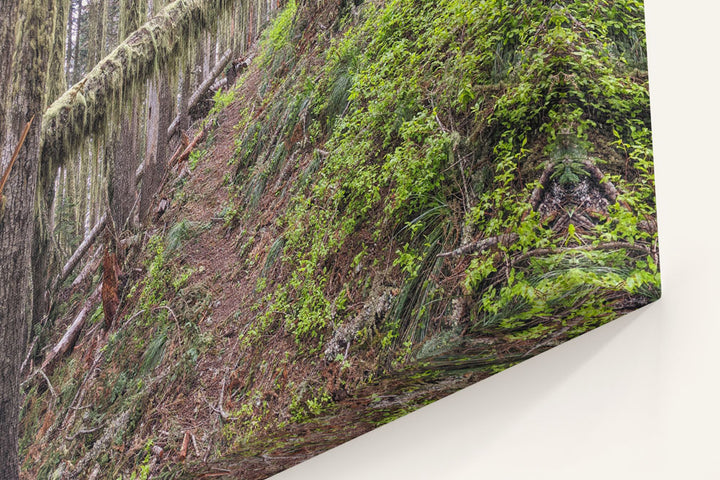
[42,0,237,166]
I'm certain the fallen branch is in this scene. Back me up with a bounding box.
[179,431,190,461]
[437,233,519,258]
[53,213,108,291]
[511,241,652,265]
[64,424,105,442]
[41,284,102,373]
[21,367,58,398]
[70,247,103,290]
[0,116,34,198]
[154,305,181,336]
[38,369,57,398]
[166,132,190,169]
[191,433,200,458]
[168,128,206,168]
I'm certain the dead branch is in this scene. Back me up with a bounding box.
[21,367,57,398]
[64,424,105,442]
[38,369,57,398]
[154,305,181,336]
[41,284,102,373]
[437,233,519,258]
[191,433,200,458]
[70,247,103,290]
[168,128,206,168]
[53,213,108,291]
[512,241,652,265]
[179,431,190,461]
[0,116,34,198]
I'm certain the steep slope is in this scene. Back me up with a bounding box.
[19,1,659,478]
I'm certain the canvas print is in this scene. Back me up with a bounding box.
[0,0,658,478]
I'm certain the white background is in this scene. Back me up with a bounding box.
[274,1,720,478]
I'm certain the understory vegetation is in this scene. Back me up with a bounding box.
[20,1,658,478]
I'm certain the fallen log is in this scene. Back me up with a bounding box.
[167,49,233,139]
[70,247,103,290]
[52,213,108,291]
[41,284,102,374]
[42,0,241,165]
[169,128,206,168]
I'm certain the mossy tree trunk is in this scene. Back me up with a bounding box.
[108,0,144,232]
[0,2,19,138]
[140,0,172,222]
[0,0,55,476]
[32,0,71,335]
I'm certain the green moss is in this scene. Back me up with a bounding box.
[41,0,243,166]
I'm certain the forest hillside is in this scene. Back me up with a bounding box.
[14,0,658,478]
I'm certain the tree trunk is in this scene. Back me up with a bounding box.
[140,72,172,221]
[107,0,143,233]
[64,0,77,82]
[0,2,19,137]
[0,0,55,476]
[33,0,70,330]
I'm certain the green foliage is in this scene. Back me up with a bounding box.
[222,0,657,355]
[258,0,298,69]
[209,87,237,116]
[289,385,333,423]
[140,327,168,374]
[188,148,207,171]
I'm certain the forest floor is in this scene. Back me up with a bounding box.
[156,75,494,479]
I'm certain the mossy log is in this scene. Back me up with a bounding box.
[42,0,237,165]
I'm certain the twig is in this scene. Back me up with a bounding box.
[20,368,57,398]
[153,305,181,335]
[118,309,146,332]
[38,369,57,398]
[191,433,200,457]
[20,335,41,376]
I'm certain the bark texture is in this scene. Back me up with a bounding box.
[140,72,172,221]
[0,0,55,476]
